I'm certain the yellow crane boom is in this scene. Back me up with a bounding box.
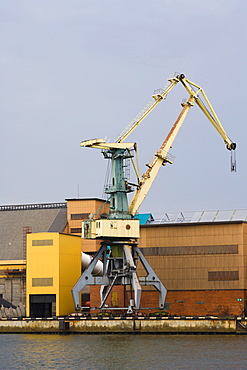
[178,75,236,151]
[127,74,236,216]
[115,73,180,143]
[128,96,195,216]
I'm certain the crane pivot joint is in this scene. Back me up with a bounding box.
[226,142,236,151]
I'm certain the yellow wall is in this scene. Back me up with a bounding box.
[26,232,81,316]
[58,234,82,315]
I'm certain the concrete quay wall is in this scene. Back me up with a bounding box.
[1,317,247,334]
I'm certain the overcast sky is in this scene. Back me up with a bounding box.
[1,1,246,217]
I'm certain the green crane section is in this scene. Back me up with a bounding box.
[102,147,133,220]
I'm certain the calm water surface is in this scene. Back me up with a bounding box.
[0,334,246,369]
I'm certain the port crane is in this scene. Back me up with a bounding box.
[72,73,236,313]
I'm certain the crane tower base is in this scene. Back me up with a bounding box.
[72,240,167,313]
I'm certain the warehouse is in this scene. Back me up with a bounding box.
[138,210,247,317]
[0,199,246,317]
[0,202,67,309]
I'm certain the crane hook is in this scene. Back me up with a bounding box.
[231,149,236,172]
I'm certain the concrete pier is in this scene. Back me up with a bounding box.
[1,317,247,334]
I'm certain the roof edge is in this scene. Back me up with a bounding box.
[65,197,108,202]
[0,202,67,212]
[141,220,247,228]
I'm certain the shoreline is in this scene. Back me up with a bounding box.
[1,316,247,334]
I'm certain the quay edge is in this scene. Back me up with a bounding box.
[1,317,247,334]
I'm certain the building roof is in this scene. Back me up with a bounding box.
[65,198,107,202]
[190,209,247,223]
[0,203,67,260]
[134,213,154,225]
[150,209,247,225]
[0,297,16,309]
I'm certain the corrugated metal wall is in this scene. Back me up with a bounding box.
[139,222,246,291]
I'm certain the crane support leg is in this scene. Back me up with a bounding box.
[134,246,167,308]
[72,244,109,310]
[72,240,167,312]
[123,245,142,310]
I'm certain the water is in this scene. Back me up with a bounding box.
[0,334,247,369]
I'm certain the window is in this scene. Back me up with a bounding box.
[164,302,170,310]
[208,271,239,281]
[71,213,90,220]
[141,244,238,256]
[30,294,56,303]
[32,239,53,246]
[70,228,82,234]
[32,278,53,286]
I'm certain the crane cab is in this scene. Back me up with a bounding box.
[82,219,140,239]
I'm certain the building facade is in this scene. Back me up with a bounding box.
[138,221,247,316]
[0,202,68,310]
[1,199,247,317]
[26,232,81,317]
[0,199,107,314]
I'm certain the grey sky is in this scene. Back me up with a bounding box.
[1,1,246,216]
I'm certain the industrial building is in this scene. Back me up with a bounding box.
[26,232,81,317]
[138,211,247,317]
[1,199,247,317]
[0,198,108,317]
[0,202,67,311]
